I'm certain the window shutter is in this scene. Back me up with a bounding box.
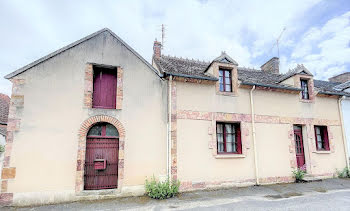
[314,126,318,150]
[236,124,242,154]
[323,127,330,151]
[93,70,102,108]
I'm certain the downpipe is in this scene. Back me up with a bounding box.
[338,96,349,169]
[250,85,259,185]
[167,76,173,179]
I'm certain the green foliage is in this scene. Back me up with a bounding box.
[292,166,306,182]
[145,176,180,199]
[0,145,4,153]
[337,167,350,178]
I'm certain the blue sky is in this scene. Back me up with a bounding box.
[0,0,350,95]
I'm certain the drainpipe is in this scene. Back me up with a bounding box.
[250,85,259,185]
[167,76,173,179]
[338,96,349,169]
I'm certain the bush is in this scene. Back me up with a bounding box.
[337,167,350,178]
[292,165,306,182]
[0,145,4,153]
[145,176,180,199]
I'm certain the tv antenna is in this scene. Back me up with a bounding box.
[158,24,166,49]
[269,27,286,58]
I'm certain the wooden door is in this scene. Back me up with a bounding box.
[84,123,119,190]
[294,126,305,169]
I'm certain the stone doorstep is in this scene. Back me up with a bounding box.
[302,175,323,182]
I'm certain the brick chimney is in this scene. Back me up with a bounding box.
[329,72,350,83]
[261,57,279,74]
[153,39,162,58]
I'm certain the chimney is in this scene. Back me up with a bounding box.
[328,72,350,83]
[261,57,279,74]
[153,39,162,58]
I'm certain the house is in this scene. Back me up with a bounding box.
[1,28,349,206]
[0,94,10,147]
[329,73,350,158]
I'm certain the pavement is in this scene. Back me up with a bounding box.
[3,178,350,210]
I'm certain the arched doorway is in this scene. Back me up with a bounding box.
[84,122,119,190]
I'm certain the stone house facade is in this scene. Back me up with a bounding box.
[1,28,349,206]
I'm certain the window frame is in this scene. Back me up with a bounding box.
[219,69,232,92]
[314,126,330,151]
[300,79,309,100]
[216,122,242,154]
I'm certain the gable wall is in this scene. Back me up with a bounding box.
[6,32,167,198]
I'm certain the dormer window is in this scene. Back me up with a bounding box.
[300,79,309,100]
[219,69,232,92]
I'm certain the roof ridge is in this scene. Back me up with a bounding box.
[161,55,210,65]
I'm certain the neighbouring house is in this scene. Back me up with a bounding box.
[0,28,349,206]
[0,93,10,187]
[0,93,10,147]
[330,72,350,159]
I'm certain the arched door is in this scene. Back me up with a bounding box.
[84,122,119,190]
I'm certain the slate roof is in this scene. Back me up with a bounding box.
[153,56,217,80]
[0,93,10,125]
[334,81,350,91]
[154,55,350,96]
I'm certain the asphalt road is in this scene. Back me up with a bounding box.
[3,179,350,210]
[185,189,350,211]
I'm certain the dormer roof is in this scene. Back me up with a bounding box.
[278,64,313,82]
[212,52,238,66]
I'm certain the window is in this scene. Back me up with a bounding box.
[219,69,232,92]
[87,122,119,137]
[314,126,329,151]
[92,67,117,109]
[300,79,309,100]
[216,123,241,154]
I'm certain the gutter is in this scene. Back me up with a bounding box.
[318,91,350,97]
[165,72,218,81]
[250,85,259,185]
[338,96,349,169]
[241,82,302,92]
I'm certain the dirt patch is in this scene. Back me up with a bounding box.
[314,188,327,193]
[265,192,303,199]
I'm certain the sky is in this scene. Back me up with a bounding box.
[0,0,350,95]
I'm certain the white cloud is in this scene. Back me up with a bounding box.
[289,11,350,80]
[0,0,347,96]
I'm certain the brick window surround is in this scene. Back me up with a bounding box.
[294,75,315,103]
[75,115,126,193]
[84,63,123,110]
[212,62,238,96]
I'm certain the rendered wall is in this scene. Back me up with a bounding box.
[175,80,347,187]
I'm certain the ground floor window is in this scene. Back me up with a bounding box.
[314,126,330,151]
[216,122,241,154]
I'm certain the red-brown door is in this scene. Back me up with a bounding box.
[84,123,119,190]
[294,126,305,169]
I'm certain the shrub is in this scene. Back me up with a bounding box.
[292,165,306,182]
[337,167,350,178]
[0,145,4,153]
[145,176,180,199]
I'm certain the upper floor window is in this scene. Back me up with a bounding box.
[216,122,242,154]
[314,126,330,151]
[93,67,117,109]
[219,69,232,92]
[300,79,309,99]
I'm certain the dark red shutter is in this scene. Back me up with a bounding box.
[93,68,117,109]
[236,124,242,154]
[323,127,330,151]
